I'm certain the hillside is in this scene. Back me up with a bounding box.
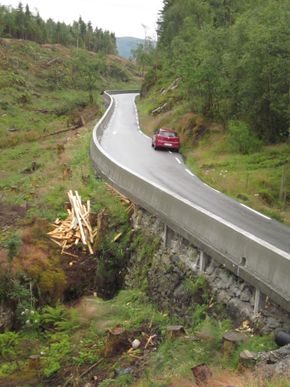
[116,36,144,59]
[0,39,289,386]
[0,38,139,149]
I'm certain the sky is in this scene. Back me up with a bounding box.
[1,0,164,39]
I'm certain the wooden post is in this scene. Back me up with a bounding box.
[279,165,284,201]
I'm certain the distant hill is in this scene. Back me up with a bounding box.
[116,37,144,59]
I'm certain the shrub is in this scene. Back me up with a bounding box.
[258,189,275,205]
[7,233,22,262]
[38,269,67,304]
[228,120,262,154]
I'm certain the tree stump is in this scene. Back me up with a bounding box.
[166,325,186,339]
[104,326,128,357]
[223,331,248,356]
[191,363,212,386]
[239,349,257,369]
[28,355,41,372]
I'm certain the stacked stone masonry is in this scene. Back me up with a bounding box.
[129,209,290,334]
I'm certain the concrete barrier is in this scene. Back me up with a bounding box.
[90,91,290,313]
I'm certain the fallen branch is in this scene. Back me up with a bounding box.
[145,334,157,349]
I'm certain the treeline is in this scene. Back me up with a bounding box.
[145,0,290,143]
[0,2,116,54]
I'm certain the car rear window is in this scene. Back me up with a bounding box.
[159,131,177,137]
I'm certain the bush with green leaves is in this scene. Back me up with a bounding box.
[0,271,33,326]
[227,120,262,154]
[7,233,22,262]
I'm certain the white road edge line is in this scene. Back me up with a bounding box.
[203,182,220,194]
[186,169,194,177]
[175,157,182,164]
[240,203,271,220]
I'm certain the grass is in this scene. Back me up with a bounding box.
[0,123,131,230]
[0,38,139,318]
[0,277,284,385]
[0,38,144,384]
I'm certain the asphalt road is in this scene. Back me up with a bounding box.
[101,93,290,255]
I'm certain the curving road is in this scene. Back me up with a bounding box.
[101,93,290,255]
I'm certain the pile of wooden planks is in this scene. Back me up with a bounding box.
[105,183,137,214]
[48,190,96,256]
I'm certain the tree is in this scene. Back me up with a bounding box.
[146,0,290,144]
[0,3,117,55]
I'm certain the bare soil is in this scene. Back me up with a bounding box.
[0,203,27,227]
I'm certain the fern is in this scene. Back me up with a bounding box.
[40,304,67,329]
[0,332,20,359]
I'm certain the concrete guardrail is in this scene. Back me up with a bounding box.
[90,91,290,313]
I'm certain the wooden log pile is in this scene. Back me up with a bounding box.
[48,190,96,256]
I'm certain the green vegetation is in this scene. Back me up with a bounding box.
[0,37,139,328]
[2,287,278,385]
[137,92,290,223]
[0,3,116,54]
[137,1,290,224]
[131,38,156,76]
[147,0,290,144]
[227,120,262,155]
[0,39,139,149]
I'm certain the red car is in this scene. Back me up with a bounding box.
[152,128,180,152]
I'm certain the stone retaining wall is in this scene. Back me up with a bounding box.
[127,209,290,334]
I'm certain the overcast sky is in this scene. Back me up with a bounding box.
[1,0,164,39]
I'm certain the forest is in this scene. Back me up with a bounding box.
[0,2,116,54]
[142,0,290,144]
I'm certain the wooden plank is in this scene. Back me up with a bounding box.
[50,238,63,247]
[62,251,79,258]
[71,195,87,245]
[87,240,94,255]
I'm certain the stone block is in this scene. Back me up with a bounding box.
[240,288,252,302]
[217,290,231,304]
[205,260,215,275]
